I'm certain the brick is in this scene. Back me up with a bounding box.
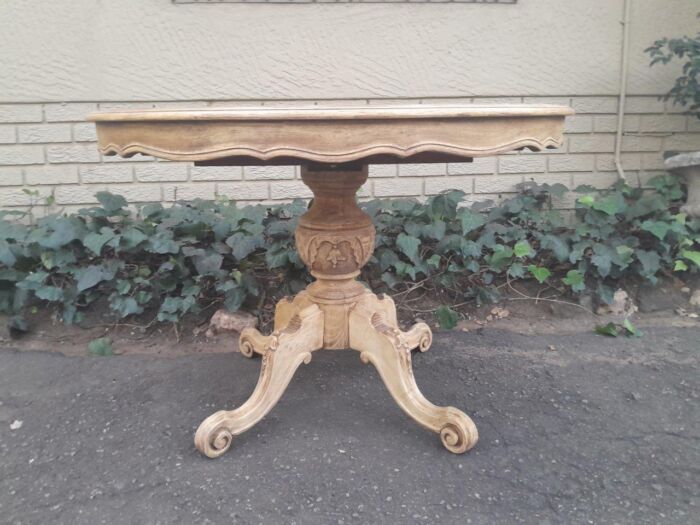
[596,153,642,172]
[568,135,616,153]
[135,163,188,182]
[621,135,663,152]
[44,102,98,122]
[163,184,217,201]
[102,153,155,162]
[0,104,42,123]
[0,126,15,144]
[72,122,98,142]
[641,152,665,171]
[109,184,162,202]
[190,165,242,181]
[592,115,617,133]
[565,116,593,133]
[97,102,159,111]
[54,185,102,205]
[368,164,397,178]
[25,165,79,185]
[0,167,23,186]
[150,101,210,109]
[18,124,71,143]
[472,97,523,104]
[270,181,314,199]
[424,176,474,195]
[523,173,573,188]
[47,144,99,163]
[623,116,641,132]
[498,155,545,174]
[573,172,619,189]
[624,96,665,114]
[217,181,269,200]
[374,177,422,197]
[473,175,523,194]
[447,157,496,175]
[664,133,700,151]
[243,165,296,180]
[523,97,571,106]
[571,97,618,114]
[548,154,595,172]
[398,163,447,177]
[639,115,688,133]
[688,118,700,132]
[0,144,44,165]
[0,187,52,207]
[80,164,133,183]
[665,100,691,114]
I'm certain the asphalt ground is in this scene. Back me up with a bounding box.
[1,326,698,524]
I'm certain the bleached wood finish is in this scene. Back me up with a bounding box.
[89,104,573,165]
[90,103,572,458]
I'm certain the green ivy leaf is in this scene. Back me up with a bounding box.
[615,245,634,269]
[681,250,700,268]
[396,233,421,263]
[674,260,689,272]
[641,220,671,240]
[592,193,625,215]
[148,233,180,254]
[110,296,143,318]
[513,240,533,258]
[527,265,551,284]
[224,287,246,311]
[88,337,113,356]
[226,232,265,261]
[435,305,459,330]
[539,234,570,262]
[577,195,595,207]
[96,192,127,214]
[562,270,585,292]
[35,286,63,302]
[507,262,525,278]
[422,220,446,241]
[595,322,619,337]
[84,228,117,256]
[0,240,17,267]
[458,209,486,235]
[194,253,223,275]
[76,264,116,292]
[623,318,642,337]
[635,250,661,278]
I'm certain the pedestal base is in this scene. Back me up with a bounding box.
[194,290,478,458]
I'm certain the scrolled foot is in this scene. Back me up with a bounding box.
[195,304,324,458]
[194,412,234,458]
[439,408,479,454]
[350,295,477,454]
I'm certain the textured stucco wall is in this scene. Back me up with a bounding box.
[0,1,699,215]
[0,0,697,101]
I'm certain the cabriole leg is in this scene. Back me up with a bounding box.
[195,304,324,458]
[349,294,478,454]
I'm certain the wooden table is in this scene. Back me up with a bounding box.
[89,104,573,458]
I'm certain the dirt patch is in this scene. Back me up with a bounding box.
[2,278,698,358]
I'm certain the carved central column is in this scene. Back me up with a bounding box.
[295,163,375,348]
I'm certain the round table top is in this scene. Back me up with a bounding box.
[89,103,574,165]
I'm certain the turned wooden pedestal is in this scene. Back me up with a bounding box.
[89,103,573,458]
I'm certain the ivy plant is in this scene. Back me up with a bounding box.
[0,177,698,332]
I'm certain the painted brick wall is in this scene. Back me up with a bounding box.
[0,96,698,218]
